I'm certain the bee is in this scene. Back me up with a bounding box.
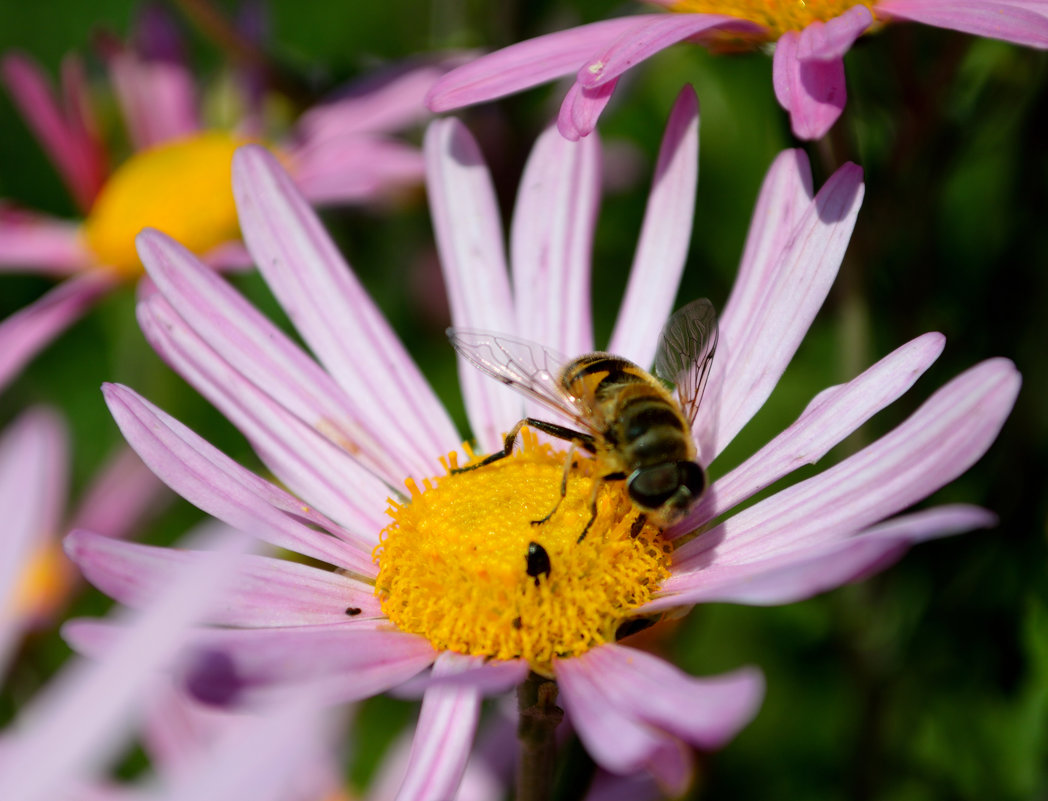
[448,298,718,541]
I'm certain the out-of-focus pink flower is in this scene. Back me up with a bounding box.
[64,88,1017,798]
[0,7,459,391]
[0,407,163,681]
[426,1,1048,140]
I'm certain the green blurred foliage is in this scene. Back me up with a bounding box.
[0,1,1045,799]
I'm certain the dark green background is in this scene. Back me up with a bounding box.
[0,2,1045,799]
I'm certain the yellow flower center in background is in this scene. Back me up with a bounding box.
[669,0,872,38]
[8,540,74,623]
[374,431,671,675]
[83,132,245,277]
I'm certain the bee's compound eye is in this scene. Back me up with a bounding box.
[526,541,551,580]
[627,464,681,508]
[677,460,707,499]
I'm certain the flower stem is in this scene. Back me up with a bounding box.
[517,672,563,801]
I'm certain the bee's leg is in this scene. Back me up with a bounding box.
[454,419,595,473]
[576,472,626,543]
[531,441,578,526]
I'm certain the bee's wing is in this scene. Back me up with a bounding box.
[447,328,595,431]
[654,298,718,428]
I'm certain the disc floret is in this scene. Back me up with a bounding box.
[374,430,672,674]
[669,0,872,38]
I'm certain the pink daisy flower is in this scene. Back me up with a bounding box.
[64,87,1016,799]
[0,406,163,680]
[0,6,457,391]
[426,1,1048,141]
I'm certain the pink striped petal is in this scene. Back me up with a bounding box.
[796,6,873,59]
[137,293,393,540]
[698,162,864,460]
[1,53,105,211]
[608,86,699,365]
[65,529,381,627]
[0,208,93,274]
[656,505,995,608]
[289,136,425,205]
[424,118,521,452]
[578,14,762,88]
[135,228,410,491]
[671,332,945,536]
[425,17,652,112]
[396,657,529,697]
[232,145,458,475]
[773,32,848,140]
[556,77,619,141]
[0,531,245,801]
[396,652,483,801]
[68,446,167,540]
[510,125,599,355]
[102,383,376,577]
[717,149,814,352]
[876,1,1048,47]
[556,646,763,793]
[677,358,1020,569]
[0,271,114,393]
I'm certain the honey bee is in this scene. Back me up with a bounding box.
[448,298,718,541]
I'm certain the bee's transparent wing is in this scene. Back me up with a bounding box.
[654,298,718,428]
[447,328,595,431]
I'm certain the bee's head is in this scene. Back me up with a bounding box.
[627,460,707,523]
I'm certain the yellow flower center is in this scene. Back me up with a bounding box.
[83,132,245,277]
[8,540,73,623]
[668,0,872,39]
[374,430,671,675]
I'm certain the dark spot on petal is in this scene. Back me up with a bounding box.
[184,648,245,707]
[345,606,362,616]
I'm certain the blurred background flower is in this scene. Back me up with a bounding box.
[0,2,1045,800]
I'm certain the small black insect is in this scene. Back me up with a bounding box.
[526,541,551,584]
[345,606,362,617]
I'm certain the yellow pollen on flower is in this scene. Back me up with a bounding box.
[82,131,245,277]
[668,0,872,39]
[373,430,672,675]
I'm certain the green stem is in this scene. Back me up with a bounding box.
[516,672,563,801]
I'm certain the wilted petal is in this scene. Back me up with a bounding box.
[556,77,619,141]
[65,529,382,627]
[396,652,483,801]
[796,6,873,60]
[425,118,521,452]
[608,85,699,366]
[578,13,761,88]
[876,1,1048,48]
[772,32,847,140]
